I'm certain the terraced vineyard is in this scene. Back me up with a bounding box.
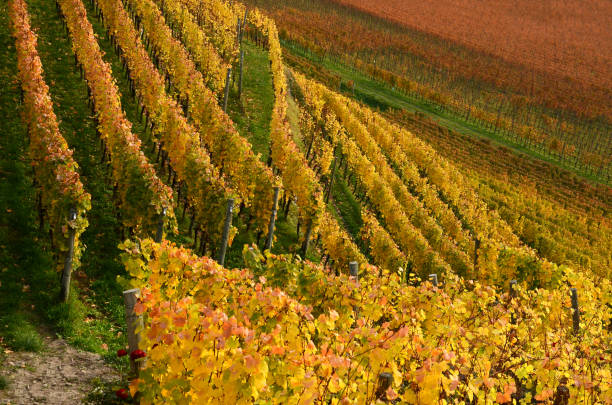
[0,0,610,403]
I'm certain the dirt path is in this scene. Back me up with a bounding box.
[0,336,118,405]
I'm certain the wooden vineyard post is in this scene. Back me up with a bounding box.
[155,207,167,243]
[376,372,393,401]
[510,279,518,324]
[553,382,570,405]
[570,288,580,335]
[59,208,78,303]
[300,221,313,258]
[349,261,359,281]
[240,10,248,44]
[325,153,338,203]
[265,187,280,251]
[218,199,235,266]
[349,261,360,319]
[473,238,480,275]
[238,48,245,99]
[223,67,232,113]
[429,273,438,287]
[510,280,518,297]
[123,288,144,375]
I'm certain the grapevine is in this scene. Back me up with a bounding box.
[10,0,91,269]
[295,73,473,276]
[123,238,612,404]
[175,0,239,64]
[92,0,237,240]
[56,0,175,235]
[154,0,228,93]
[121,0,279,233]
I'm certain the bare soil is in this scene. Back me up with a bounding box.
[0,336,117,405]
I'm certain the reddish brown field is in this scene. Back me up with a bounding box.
[335,0,612,95]
[252,0,612,118]
[245,0,611,175]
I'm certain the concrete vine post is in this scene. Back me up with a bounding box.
[376,372,393,401]
[349,261,359,280]
[60,207,78,303]
[265,187,280,251]
[571,288,580,335]
[238,48,245,99]
[223,67,232,112]
[123,288,144,375]
[218,199,235,266]
[155,207,167,243]
[510,279,518,297]
[300,221,313,258]
[510,279,518,324]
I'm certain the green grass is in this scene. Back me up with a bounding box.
[329,170,363,243]
[0,375,7,390]
[227,40,275,162]
[282,40,608,185]
[286,82,307,151]
[0,314,44,352]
